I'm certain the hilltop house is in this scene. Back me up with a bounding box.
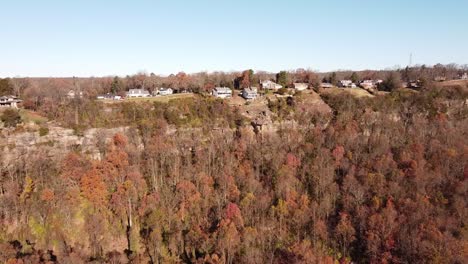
[242,87,258,100]
[0,96,22,108]
[261,80,282,90]
[127,89,150,98]
[360,80,376,89]
[408,80,421,89]
[293,83,309,91]
[158,88,173,96]
[320,83,334,88]
[97,93,122,100]
[67,90,83,98]
[212,87,232,99]
[338,80,356,88]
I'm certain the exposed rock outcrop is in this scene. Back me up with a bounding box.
[0,126,141,168]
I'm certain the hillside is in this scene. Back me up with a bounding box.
[1,85,467,263]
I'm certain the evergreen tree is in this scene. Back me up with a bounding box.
[1,109,21,127]
[276,71,289,87]
[0,78,13,96]
[350,72,360,83]
[111,76,122,94]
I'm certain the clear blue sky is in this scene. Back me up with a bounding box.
[1,0,467,77]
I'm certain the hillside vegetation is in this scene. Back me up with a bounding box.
[0,82,468,263]
[0,72,467,263]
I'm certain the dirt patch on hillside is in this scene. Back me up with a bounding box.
[319,87,374,98]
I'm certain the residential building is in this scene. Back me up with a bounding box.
[293,83,308,91]
[338,80,356,88]
[460,73,468,80]
[242,87,258,100]
[408,80,421,89]
[261,80,283,90]
[0,96,22,108]
[97,94,122,100]
[126,89,150,98]
[67,90,83,98]
[360,80,376,89]
[158,88,173,96]
[212,87,232,99]
[320,83,334,88]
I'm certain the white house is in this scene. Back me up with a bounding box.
[320,83,334,88]
[158,88,173,96]
[261,80,282,90]
[460,73,468,80]
[97,94,122,100]
[338,80,356,88]
[127,89,150,98]
[360,80,375,89]
[0,96,21,108]
[212,87,232,99]
[67,90,83,98]
[242,87,258,100]
[293,83,309,91]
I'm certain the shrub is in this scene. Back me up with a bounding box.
[1,109,22,127]
[22,99,37,110]
[277,88,288,95]
[39,127,49,136]
[378,72,402,92]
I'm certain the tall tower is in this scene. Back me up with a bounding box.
[409,53,413,67]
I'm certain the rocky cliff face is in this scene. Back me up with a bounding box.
[0,126,141,169]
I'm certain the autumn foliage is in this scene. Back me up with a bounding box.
[0,84,467,263]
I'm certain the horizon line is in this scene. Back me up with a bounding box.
[2,63,467,79]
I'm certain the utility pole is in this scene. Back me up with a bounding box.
[73,76,80,126]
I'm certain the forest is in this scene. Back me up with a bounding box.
[0,66,467,263]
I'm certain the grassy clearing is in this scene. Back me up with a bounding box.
[320,87,374,98]
[439,79,468,87]
[19,109,48,124]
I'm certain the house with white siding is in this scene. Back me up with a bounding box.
[158,88,173,96]
[261,80,282,90]
[242,87,258,100]
[338,80,356,88]
[126,89,150,98]
[320,83,334,88]
[67,90,83,98]
[212,87,232,99]
[293,83,308,91]
[0,96,21,108]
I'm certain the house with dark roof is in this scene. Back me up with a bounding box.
[0,96,22,108]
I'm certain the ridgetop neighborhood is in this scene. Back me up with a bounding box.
[2,67,468,110]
